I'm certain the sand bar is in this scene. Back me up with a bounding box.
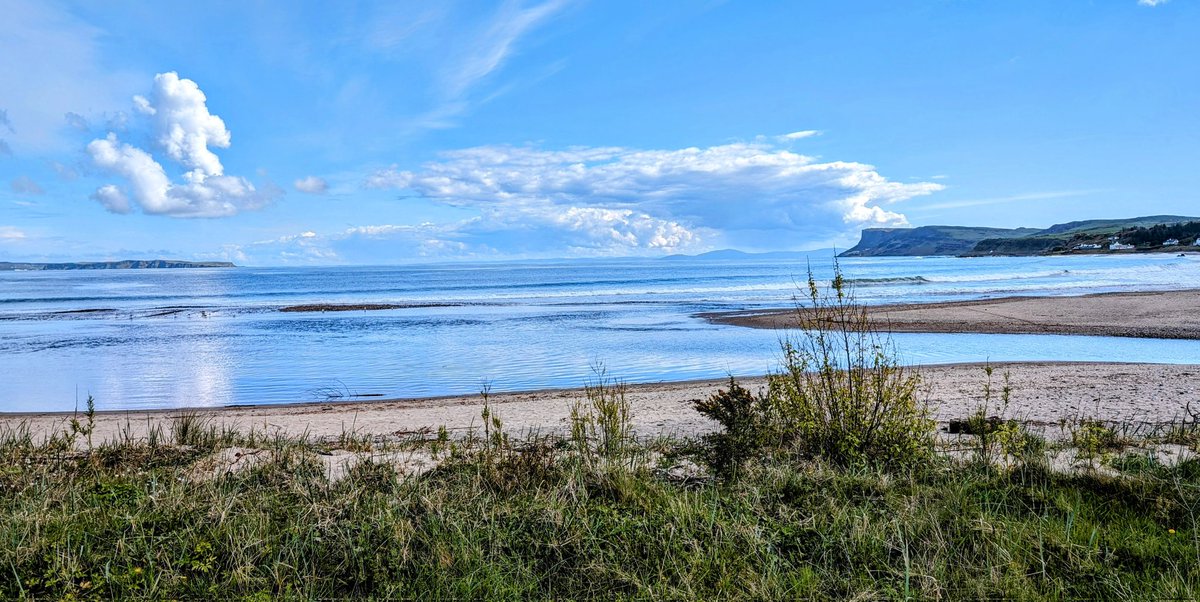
[704,289,1200,339]
[6,362,1199,443]
[279,302,465,312]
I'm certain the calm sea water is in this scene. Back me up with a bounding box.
[3,254,1200,412]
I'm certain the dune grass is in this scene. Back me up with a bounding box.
[1,408,1198,600]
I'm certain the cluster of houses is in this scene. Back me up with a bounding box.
[1154,237,1197,247]
[1071,236,1196,252]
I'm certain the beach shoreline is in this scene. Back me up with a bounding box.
[7,289,1200,439]
[7,361,1199,443]
[702,289,1200,339]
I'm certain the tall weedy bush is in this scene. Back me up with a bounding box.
[769,265,934,465]
[698,264,934,470]
[569,367,634,469]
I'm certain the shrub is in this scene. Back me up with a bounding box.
[766,266,934,466]
[696,266,934,470]
[1070,420,1121,461]
[694,378,772,475]
[994,420,1045,465]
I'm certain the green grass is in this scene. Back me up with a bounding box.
[1,417,1198,600]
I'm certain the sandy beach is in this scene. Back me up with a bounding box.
[8,362,1199,444]
[7,290,1200,443]
[704,289,1200,339]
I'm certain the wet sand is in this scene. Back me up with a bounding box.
[703,289,1200,340]
[8,362,1199,443]
[279,302,463,312]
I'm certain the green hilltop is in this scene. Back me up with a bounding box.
[841,215,1200,257]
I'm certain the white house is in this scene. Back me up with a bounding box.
[1164,238,1180,246]
[1110,242,1135,251]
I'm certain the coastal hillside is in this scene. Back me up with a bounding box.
[839,226,1039,257]
[842,215,1200,257]
[0,260,236,271]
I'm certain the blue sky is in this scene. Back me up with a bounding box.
[0,0,1196,265]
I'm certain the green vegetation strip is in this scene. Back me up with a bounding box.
[1,418,1197,600]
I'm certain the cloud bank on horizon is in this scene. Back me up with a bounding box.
[362,142,939,249]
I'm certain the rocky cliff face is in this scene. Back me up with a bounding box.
[840,226,1037,257]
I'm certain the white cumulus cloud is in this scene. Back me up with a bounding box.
[90,184,131,214]
[134,73,231,179]
[87,73,279,217]
[293,176,329,194]
[365,138,942,251]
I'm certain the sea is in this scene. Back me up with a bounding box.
[3,253,1200,413]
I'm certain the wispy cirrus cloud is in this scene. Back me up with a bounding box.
[779,130,821,140]
[0,0,139,154]
[10,176,44,195]
[913,190,1100,212]
[0,226,27,242]
[360,0,572,133]
[440,0,569,99]
[0,109,13,157]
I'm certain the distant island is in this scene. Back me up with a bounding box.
[0,260,236,271]
[841,215,1200,257]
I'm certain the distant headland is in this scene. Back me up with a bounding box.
[0,260,236,271]
[841,215,1200,257]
